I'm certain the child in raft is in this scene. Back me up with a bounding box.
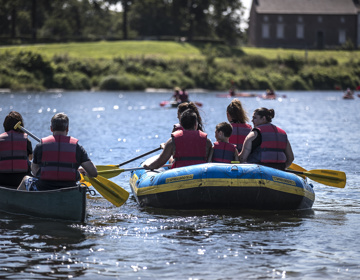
[208,122,239,163]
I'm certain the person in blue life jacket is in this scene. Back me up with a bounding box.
[172,102,205,133]
[208,122,239,163]
[144,109,212,170]
[17,112,97,191]
[0,111,33,188]
[226,99,252,153]
[239,107,294,171]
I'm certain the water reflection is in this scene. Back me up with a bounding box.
[0,214,90,279]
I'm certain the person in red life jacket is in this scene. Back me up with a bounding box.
[144,109,212,170]
[229,80,236,97]
[179,88,189,103]
[239,107,294,171]
[0,111,33,188]
[17,113,97,191]
[226,99,252,152]
[208,122,239,163]
[172,102,204,133]
[173,87,181,103]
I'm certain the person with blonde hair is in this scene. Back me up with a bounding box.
[226,99,252,152]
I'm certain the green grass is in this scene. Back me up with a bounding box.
[0,41,203,60]
[1,41,359,64]
[242,47,360,64]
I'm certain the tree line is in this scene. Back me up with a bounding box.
[0,0,245,45]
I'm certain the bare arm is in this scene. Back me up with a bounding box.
[206,138,213,162]
[233,148,239,161]
[144,138,173,170]
[31,162,40,176]
[284,140,294,168]
[28,154,33,161]
[207,147,214,162]
[239,131,257,163]
[80,161,98,178]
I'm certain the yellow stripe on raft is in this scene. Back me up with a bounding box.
[130,174,315,202]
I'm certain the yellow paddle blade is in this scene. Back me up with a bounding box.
[96,168,124,179]
[288,163,307,178]
[306,169,346,188]
[80,174,92,187]
[289,163,307,172]
[96,165,118,171]
[84,175,129,207]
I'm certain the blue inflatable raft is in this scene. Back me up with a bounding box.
[129,161,315,210]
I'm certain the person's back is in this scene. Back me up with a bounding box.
[172,129,207,168]
[229,123,252,152]
[210,122,239,164]
[226,99,251,152]
[18,112,97,191]
[144,109,212,171]
[39,134,79,183]
[0,111,32,188]
[179,89,189,103]
[247,123,288,170]
[239,107,293,171]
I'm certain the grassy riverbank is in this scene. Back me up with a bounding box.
[0,41,359,91]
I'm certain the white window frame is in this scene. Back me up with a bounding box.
[339,29,346,44]
[296,24,304,39]
[276,24,284,39]
[262,23,270,38]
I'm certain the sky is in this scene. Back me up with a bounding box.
[241,0,252,30]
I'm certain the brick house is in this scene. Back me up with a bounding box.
[248,0,360,49]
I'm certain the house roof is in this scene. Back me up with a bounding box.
[253,0,358,15]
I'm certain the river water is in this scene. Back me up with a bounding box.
[0,90,359,279]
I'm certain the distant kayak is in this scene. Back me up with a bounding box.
[216,92,258,98]
[259,93,287,100]
[160,100,203,108]
[343,94,354,100]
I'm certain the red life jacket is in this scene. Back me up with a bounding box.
[248,124,288,164]
[40,135,79,181]
[212,141,236,163]
[171,130,207,168]
[0,131,28,173]
[229,123,252,151]
[179,91,189,102]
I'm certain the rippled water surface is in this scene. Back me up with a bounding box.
[0,90,359,279]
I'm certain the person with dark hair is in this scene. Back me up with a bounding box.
[226,99,252,152]
[208,122,239,163]
[239,107,294,171]
[144,109,212,170]
[0,111,33,187]
[172,102,204,132]
[18,112,97,191]
[179,88,189,103]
